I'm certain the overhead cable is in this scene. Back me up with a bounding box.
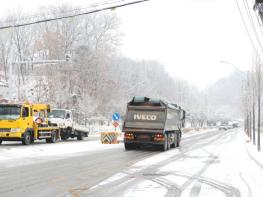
[0,0,149,30]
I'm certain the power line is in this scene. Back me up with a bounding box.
[1,0,124,25]
[235,0,262,53]
[243,0,263,50]
[244,0,263,38]
[0,0,149,30]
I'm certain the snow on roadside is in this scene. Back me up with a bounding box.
[245,132,263,167]
[86,128,263,197]
[0,138,122,168]
[182,127,218,137]
[198,129,263,197]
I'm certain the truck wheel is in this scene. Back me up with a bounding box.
[61,131,69,140]
[61,135,69,140]
[167,134,171,150]
[124,143,133,150]
[170,134,176,148]
[161,135,168,151]
[171,132,180,148]
[176,132,181,147]
[46,131,57,143]
[61,128,69,140]
[22,132,31,145]
[0,140,2,144]
[77,132,84,140]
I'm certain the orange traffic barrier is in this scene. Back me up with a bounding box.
[101,131,119,144]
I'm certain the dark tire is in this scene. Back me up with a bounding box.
[0,140,2,145]
[167,134,171,150]
[61,128,70,140]
[124,143,134,150]
[176,132,181,147]
[22,132,31,145]
[46,131,57,143]
[77,132,84,140]
[161,134,168,151]
[61,136,69,141]
[170,134,176,148]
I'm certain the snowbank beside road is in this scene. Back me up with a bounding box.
[0,138,122,168]
[244,132,263,170]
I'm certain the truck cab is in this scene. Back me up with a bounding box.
[48,109,73,129]
[48,109,88,140]
[0,103,32,142]
[0,103,60,145]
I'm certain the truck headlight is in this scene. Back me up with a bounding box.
[10,128,20,132]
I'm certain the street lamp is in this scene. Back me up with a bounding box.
[219,60,247,77]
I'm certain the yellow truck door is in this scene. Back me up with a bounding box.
[21,105,33,133]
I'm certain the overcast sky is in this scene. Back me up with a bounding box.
[0,0,258,89]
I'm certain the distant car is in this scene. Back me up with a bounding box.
[227,125,233,129]
[219,125,228,130]
[232,123,239,128]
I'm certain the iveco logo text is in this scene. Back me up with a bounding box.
[134,114,157,121]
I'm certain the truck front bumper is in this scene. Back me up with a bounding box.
[0,132,22,139]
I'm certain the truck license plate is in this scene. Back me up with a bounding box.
[138,134,151,141]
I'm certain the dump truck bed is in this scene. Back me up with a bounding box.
[123,100,182,133]
[122,96,185,151]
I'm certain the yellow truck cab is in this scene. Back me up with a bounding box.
[0,102,60,145]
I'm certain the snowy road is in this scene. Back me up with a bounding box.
[0,136,157,197]
[0,128,263,197]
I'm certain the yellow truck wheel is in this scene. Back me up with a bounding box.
[22,132,31,145]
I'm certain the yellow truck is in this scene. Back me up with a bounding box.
[0,102,60,145]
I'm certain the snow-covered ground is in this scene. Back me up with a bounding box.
[82,128,263,197]
[246,133,263,168]
[1,128,263,197]
[0,137,123,168]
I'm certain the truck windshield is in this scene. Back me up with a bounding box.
[0,106,21,120]
[48,110,65,119]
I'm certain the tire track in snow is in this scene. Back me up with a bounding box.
[74,129,241,197]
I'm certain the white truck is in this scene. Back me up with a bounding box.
[48,109,89,140]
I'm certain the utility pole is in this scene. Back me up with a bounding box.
[252,68,256,145]
[257,63,261,152]
[249,111,252,139]
[253,101,256,145]
[247,71,252,139]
